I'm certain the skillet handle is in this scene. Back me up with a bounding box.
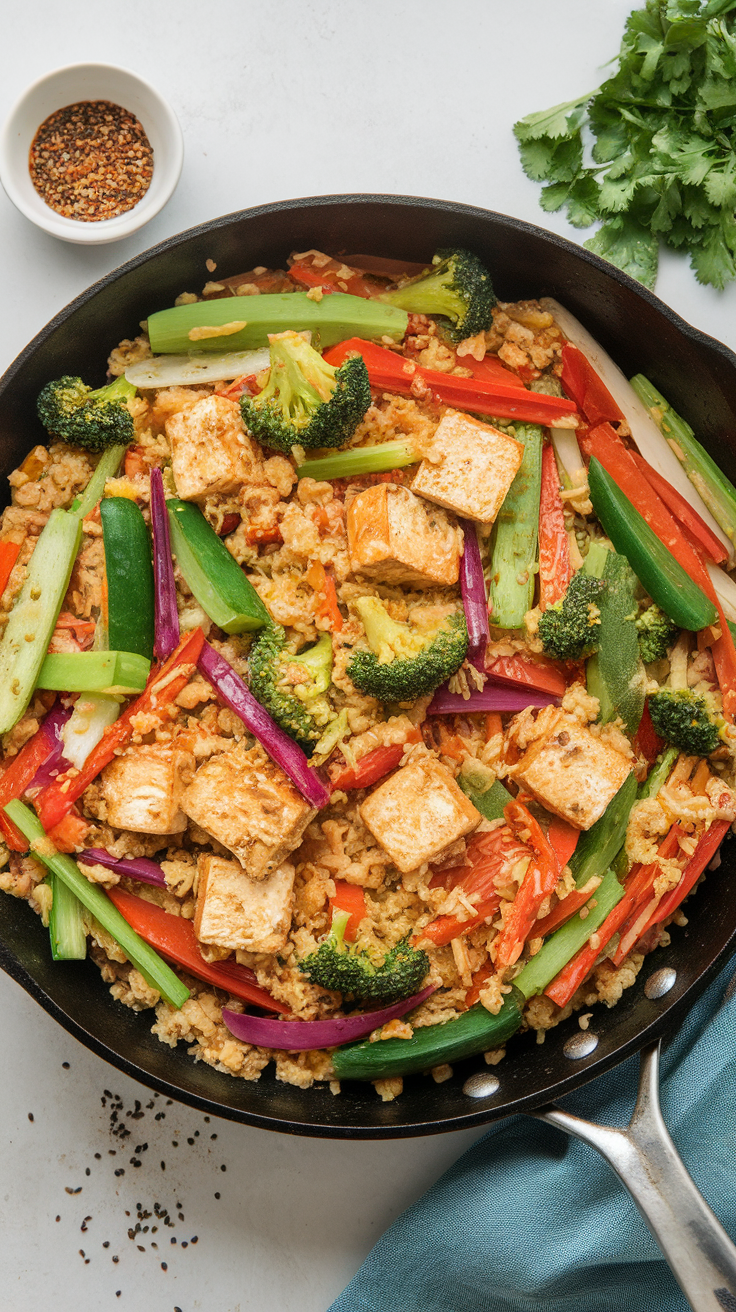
[530,1040,736,1312]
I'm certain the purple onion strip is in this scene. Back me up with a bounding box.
[197,640,330,809]
[222,985,436,1051]
[459,518,490,671]
[78,847,167,888]
[150,466,180,661]
[428,682,559,715]
[27,704,73,792]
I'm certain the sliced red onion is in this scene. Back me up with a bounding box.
[197,640,330,809]
[27,704,73,791]
[222,984,436,1051]
[78,847,167,888]
[428,683,559,715]
[459,518,490,670]
[150,467,180,660]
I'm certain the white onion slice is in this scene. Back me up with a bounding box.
[125,348,270,389]
[540,297,734,564]
[707,562,736,624]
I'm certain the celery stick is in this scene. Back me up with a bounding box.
[73,445,126,522]
[458,773,513,822]
[48,874,87,961]
[148,293,408,355]
[36,650,150,694]
[6,801,189,1008]
[296,441,416,481]
[0,509,82,735]
[515,868,624,1000]
[568,771,636,889]
[488,423,543,628]
[630,375,736,554]
[638,746,678,801]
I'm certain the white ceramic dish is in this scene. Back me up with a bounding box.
[0,62,183,245]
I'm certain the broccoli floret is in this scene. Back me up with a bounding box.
[380,248,496,344]
[37,375,136,452]
[537,572,607,661]
[240,330,370,453]
[248,625,334,755]
[301,909,429,1005]
[636,604,679,664]
[346,596,468,702]
[648,689,722,756]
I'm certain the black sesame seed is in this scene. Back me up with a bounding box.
[137,1245,145,1252]
[187,1138,194,1146]
[85,1168,90,1176]
[181,1241,188,1249]
[191,1236,198,1244]
[103,1241,110,1249]
[220,1164,226,1172]
[214,1192,220,1200]
[28,1113,34,1122]
[112,1255,119,1263]
[211,1133,217,1140]
[94,1153,101,1160]
[161,1161,166,1171]
[161,1261,167,1271]
[62,1062,70,1069]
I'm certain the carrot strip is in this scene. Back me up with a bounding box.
[532,877,602,940]
[464,960,495,1008]
[560,343,624,427]
[494,800,560,967]
[0,541,20,597]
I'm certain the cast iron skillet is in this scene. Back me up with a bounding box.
[1,194,735,1141]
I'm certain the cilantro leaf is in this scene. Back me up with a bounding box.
[690,213,736,286]
[513,96,591,144]
[584,216,660,288]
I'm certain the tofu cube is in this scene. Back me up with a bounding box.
[194,854,295,953]
[167,394,263,502]
[360,756,480,873]
[346,483,460,588]
[100,743,194,834]
[411,410,524,525]
[181,745,314,879]
[506,708,632,830]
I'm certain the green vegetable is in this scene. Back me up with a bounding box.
[631,374,736,546]
[514,868,625,1001]
[48,874,87,961]
[648,688,722,755]
[240,331,370,453]
[567,771,637,890]
[458,765,513,822]
[379,249,496,344]
[513,2,736,290]
[167,499,271,633]
[346,595,468,702]
[248,625,334,755]
[537,571,606,660]
[488,424,544,629]
[147,292,408,355]
[588,456,718,631]
[73,445,127,522]
[333,989,523,1082]
[5,801,189,1008]
[37,375,136,452]
[586,550,645,736]
[295,441,417,482]
[36,650,150,695]
[638,745,678,800]
[60,692,120,770]
[100,497,155,661]
[301,908,430,1006]
[636,603,679,664]
[0,508,82,735]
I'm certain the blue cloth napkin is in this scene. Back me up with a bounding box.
[330,958,736,1312]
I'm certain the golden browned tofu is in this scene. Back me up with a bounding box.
[360,756,480,873]
[194,854,295,953]
[181,745,314,879]
[100,743,194,834]
[346,483,460,588]
[167,394,263,502]
[506,708,632,830]
[411,410,524,524]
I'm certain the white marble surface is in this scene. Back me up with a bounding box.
[1,4,735,1310]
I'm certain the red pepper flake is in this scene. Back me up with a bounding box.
[29,100,154,222]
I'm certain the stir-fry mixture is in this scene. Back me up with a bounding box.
[1,247,735,1101]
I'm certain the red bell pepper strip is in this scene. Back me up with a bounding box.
[0,721,59,850]
[417,827,529,947]
[560,343,624,427]
[329,731,421,791]
[0,541,20,596]
[532,876,603,940]
[36,628,205,832]
[47,809,90,854]
[464,960,495,1008]
[459,354,526,389]
[306,561,343,632]
[494,800,560,967]
[124,447,148,479]
[323,339,580,427]
[288,259,376,300]
[546,815,580,872]
[629,813,731,949]
[632,702,664,769]
[107,887,289,1012]
[629,451,727,565]
[486,653,568,699]
[330,880,367,942]
[545,827,683,1007]
[538,443,572,610]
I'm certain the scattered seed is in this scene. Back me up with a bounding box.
[27,1113,34,1122]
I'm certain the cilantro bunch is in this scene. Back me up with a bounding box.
[513,0,736,290]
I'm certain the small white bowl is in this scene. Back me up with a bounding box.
[0,63,183,244]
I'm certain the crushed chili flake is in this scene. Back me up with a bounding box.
[29,100,154,222]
